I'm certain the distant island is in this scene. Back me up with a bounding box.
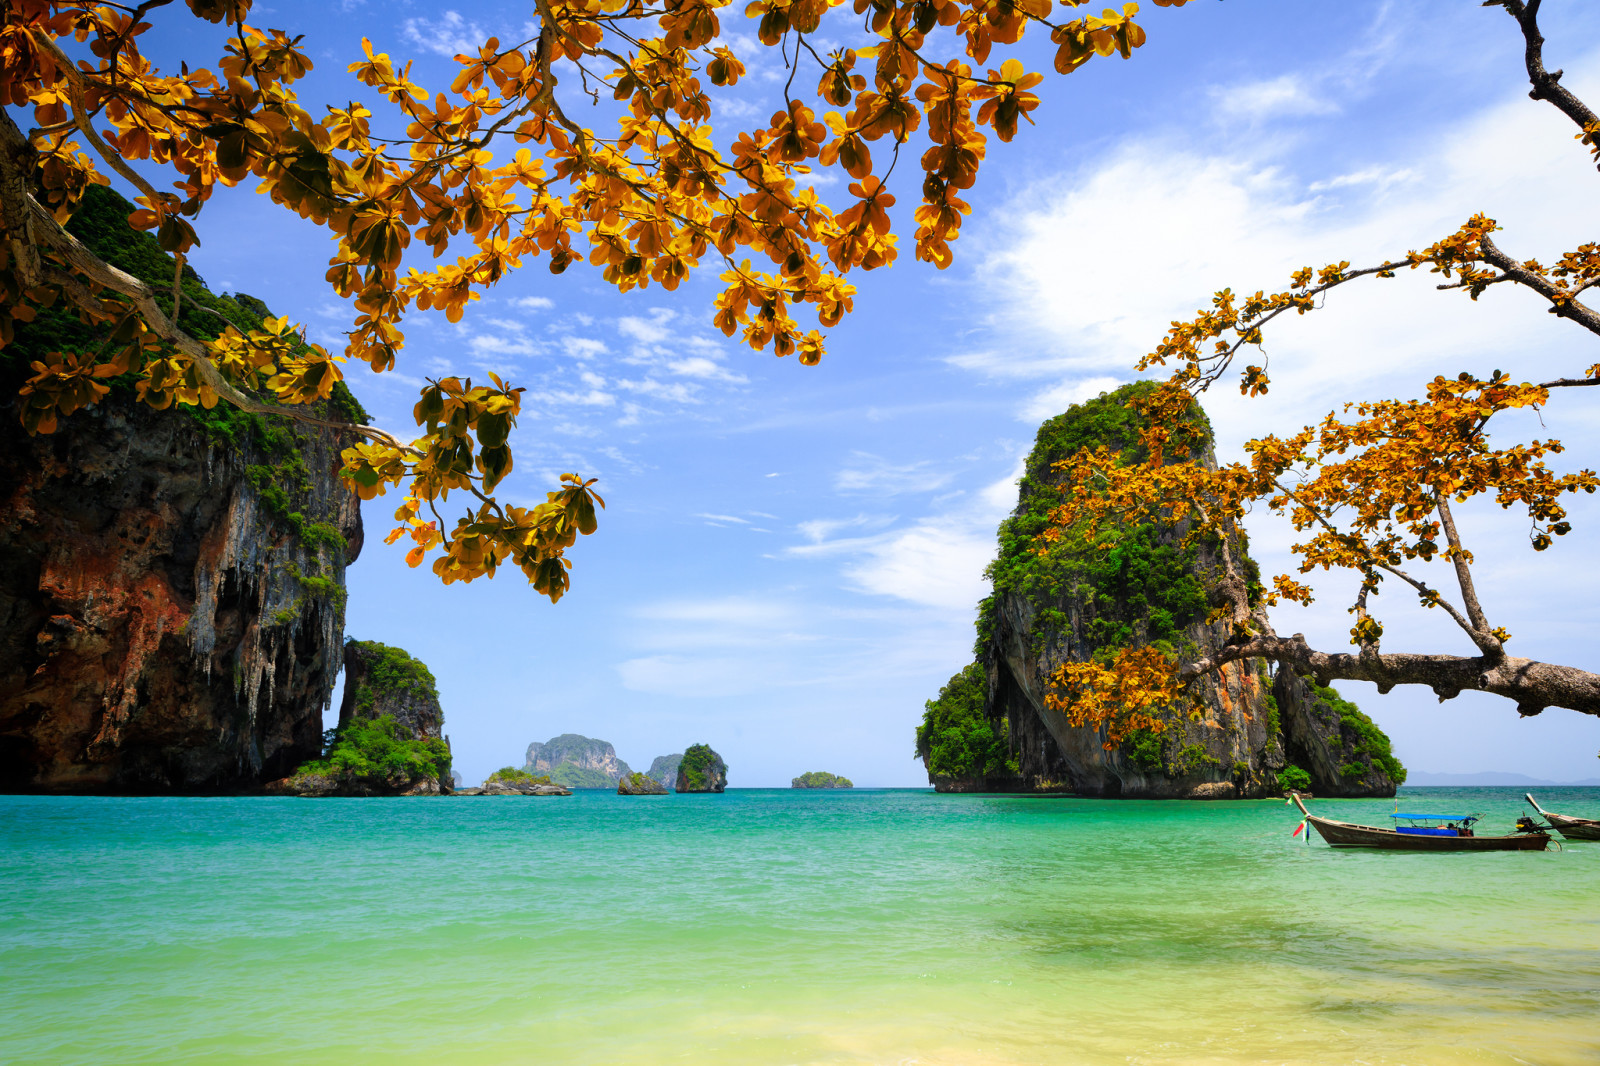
[523,734,631,788]
[677,744,727,792]
[792,771,852,789]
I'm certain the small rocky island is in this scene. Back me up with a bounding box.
[676,744,727,793]
[617,771,669,795]
[269,640,452,797]
[646,752,683,790]
[792,771,853,789]
[455,767,571,796]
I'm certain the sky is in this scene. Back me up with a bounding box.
[125,0,1600,785]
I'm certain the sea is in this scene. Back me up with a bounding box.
[3,786,1598,1065]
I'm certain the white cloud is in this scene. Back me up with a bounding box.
[562,336,608,359]
[1209,74,1337,123]
[618,309,676,344]
[1308,166,1419,193]
[1019,376,1126,423]
[697,513,750,525]
[511,296,555,312]
[667,356,747,382]
[469,333,537,358]
[616,378,698,403]
[835,453,957,495]
[401,12,488,58]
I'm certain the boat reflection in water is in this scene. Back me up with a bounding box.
[1287,792,1550,851]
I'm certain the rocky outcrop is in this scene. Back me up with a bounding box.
[1275,671,1401,797]
[676,743,726,792]
[456,780,572,796]
[523,733,631,787]
[267,771,444,797]
[618,770,669,795]
[646,752,682,790]
[0,184,367,794]
[964,384,1402,799]
[792,771,852,788]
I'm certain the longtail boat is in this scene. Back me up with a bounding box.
[1287,793,1549,851]
[1525,793,1600,841]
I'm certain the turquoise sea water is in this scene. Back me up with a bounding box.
[3,787,1599,1065]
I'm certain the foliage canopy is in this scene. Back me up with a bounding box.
[915,661,1017,779]
[0,0,1188,602]
[1032,1,1600,730]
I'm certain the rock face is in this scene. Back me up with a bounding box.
[0,189,366,794]
[792,771,852,788]
[1275,671,1402,797]
[618,770,669,795]
[646,752,682,790]
[676,743,726,793]
[956,384,1401,799]
[523,733,631,787]
[0,392,363,793]
[338,640,445,743]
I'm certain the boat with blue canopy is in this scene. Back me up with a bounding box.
[1287,793,1548,851]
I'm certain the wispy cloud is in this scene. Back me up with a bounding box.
[401,12,489,58]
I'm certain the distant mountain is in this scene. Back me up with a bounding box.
[647,753,682,790]
[1407,771,1600,787]
[523,734,631,787]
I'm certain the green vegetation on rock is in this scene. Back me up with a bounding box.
[975,382,1218,664]
[678,743,726,790]
[1279,765,1313,793]
[792,771,853,788]
[1313,684,1407,785]
[915,662,1018,779]
[347,641,440,719]
[290,715,450,786]
[488,767,552,785]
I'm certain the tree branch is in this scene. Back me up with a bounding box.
[1491,0,1600,148]
[1435,494,1499,657]
[1479,233,1600,337]
[1180,631,1600,717]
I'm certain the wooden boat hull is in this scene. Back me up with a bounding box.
[1307,815,1549,851]
[1524,794,1600,840]
[1544,811,1600,841]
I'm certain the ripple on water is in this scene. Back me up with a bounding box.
[2,788,1599,1065]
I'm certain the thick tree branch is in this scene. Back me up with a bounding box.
[1491,0,1600,148]
[1181,631,1600,718]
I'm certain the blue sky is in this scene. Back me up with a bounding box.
[141,1,1600,784]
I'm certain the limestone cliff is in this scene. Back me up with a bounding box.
[0,185,366,793]
[940,384,1400,799]
[338,640,445,743]
[523,733,631,787]
[646,752,682,790]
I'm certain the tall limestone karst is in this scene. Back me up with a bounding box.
[0,186,366,793]
[924,383,1402,798]
[270,640,452,797]
[523,733,632,788]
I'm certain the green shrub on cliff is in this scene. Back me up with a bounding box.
[293,715,450,785]
[488,767,552,784]
[1279,765,1313,792]
[915,662,1019,779]
[349,641,440,718]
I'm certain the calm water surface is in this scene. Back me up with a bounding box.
[3,787,1598,1065]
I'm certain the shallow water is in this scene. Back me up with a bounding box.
[2,787,1597,1065]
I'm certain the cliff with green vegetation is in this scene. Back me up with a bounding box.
[931,383,1401,798]
[523,733,632,788]
[1275,672,1405,796]
[676,743,727,793]
[274,640,451,796]
[791,771,853,789]
[0,184,367,793]
[647,753,682,790]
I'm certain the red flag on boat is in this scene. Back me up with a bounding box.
[1292,821,1305,838]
